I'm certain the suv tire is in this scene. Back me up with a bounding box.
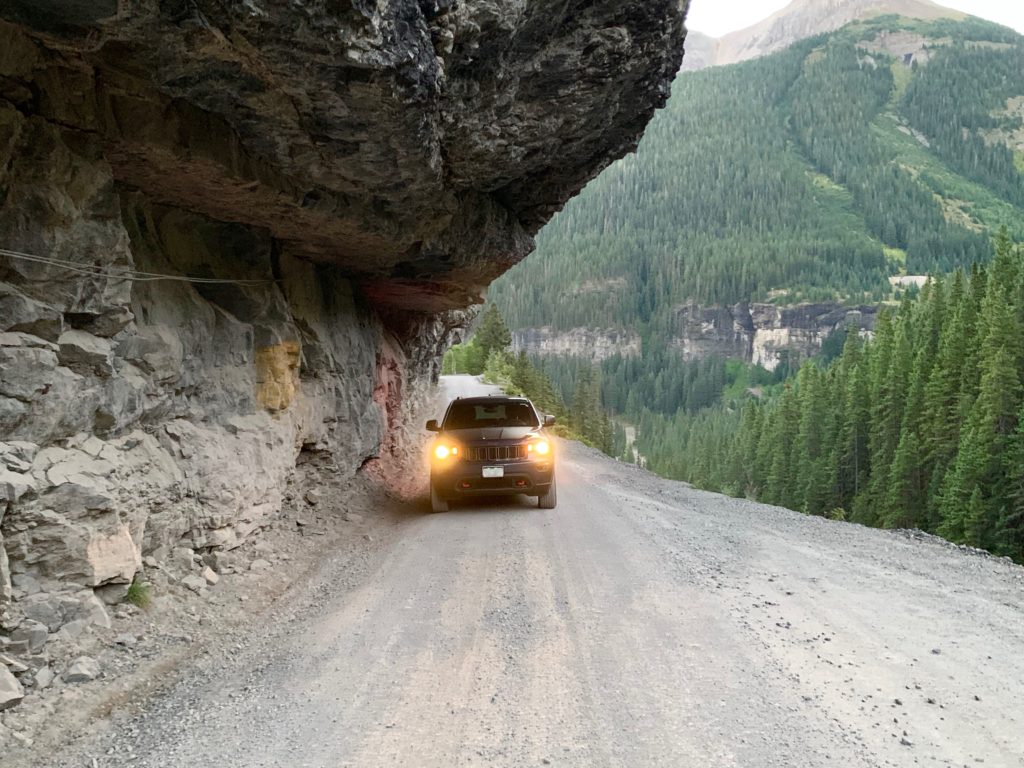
[430,484,449,514]
[538,476,557,510]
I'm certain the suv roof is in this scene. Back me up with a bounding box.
[451,396,532,405]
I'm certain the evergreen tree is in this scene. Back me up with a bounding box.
[997,401,1024,561]
[942,236,1024,544]
[475,304,512,362]
[794,364,834,515]
[883,430,927,529]
[765,385,800,507]
[837,336,871,509]
[924,270,969,524]
[738,399,764,496]
[938,425,988,543]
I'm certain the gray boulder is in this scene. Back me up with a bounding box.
[116,325,184,382]
[10,621,48,654]
[0,337,58,401]
[62,656,99,683]
[94,582,130,605]
[0,441,37,473]
[181,574,208,594]
[0,665,24,710]
[21,594,64,632]
[0,653,28,674]
[34,665,54,690]
[57,330,114,376]
[202,550,237,574]
[0,282,64,341]
[0,396,26,433]
[68,590,111,629]
[18,590,110,634]
[56,618,89,641]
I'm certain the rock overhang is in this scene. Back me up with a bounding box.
[0,0,689,312]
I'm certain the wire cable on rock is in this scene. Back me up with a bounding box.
[0,246,280,285]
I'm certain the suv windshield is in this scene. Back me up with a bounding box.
[444,401,539,429]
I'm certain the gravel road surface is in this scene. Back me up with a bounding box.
[45,376,1024,767]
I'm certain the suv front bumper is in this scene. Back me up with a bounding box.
[431,459,554,499]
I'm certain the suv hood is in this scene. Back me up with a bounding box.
[444,426,540,442]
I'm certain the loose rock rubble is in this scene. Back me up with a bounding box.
[62,657,99,684]
[0,454,400,756]
[0,665,23,710]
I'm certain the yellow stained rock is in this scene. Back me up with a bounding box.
[255,341,300,412]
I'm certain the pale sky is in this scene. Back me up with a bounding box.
[687,0,1024,37]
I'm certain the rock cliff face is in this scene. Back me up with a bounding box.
[512,327,641,362]
[672,302,878,371]
[0,0,686,645]
[511,302,876,371]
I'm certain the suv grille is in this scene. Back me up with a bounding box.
[465,444,528,462]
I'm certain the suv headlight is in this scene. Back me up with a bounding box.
[527,439,551,458]
[434,443,459,460]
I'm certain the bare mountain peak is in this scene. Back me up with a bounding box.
[684,0,965,71]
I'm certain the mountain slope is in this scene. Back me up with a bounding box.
[685,0,965,71]
[490,14,1024,337]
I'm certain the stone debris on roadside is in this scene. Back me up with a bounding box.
[0,653,28,674]
[0,448,385,749]
[181,575,208,595]
[33,666,54,691]
[9,622,46,654]
[62,656,99,684]
[0,666,25,710]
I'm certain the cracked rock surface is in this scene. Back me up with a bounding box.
[1,0,686,309]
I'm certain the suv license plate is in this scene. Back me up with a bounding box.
[482,466,504,478]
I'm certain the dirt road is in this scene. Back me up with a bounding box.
[46,376,1024,767]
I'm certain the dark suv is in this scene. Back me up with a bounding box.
[426,396,557,513]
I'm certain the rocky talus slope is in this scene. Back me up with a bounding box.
[0,0,686,717]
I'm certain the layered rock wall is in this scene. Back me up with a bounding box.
[0,167,441,613]
[512,327,641,362]
[672,302,878,371]
[0,0,686,678]
[511,303,876,370]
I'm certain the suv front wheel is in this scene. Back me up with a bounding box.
[538,476,557,510]
[430,484,449,514]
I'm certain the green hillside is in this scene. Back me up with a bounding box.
[490,15,1024,334]
[642,234,1024,562]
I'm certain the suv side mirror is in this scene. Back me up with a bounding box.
[426,419,440,432]
[544,415,556,427]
